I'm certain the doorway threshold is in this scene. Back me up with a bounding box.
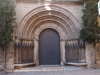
[40,65,61,67]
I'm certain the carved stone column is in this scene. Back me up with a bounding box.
[34,38,39,66]
[60,40,66,65]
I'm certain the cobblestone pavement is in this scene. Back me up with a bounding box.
[0,66,100,75]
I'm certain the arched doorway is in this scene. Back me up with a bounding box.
[15,5,82,66]
[39,28,60,65]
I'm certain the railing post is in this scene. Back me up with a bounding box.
[19,39,22,64]
[78,39,80,62]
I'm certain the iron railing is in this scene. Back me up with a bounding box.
[65,39,86,63]
[14,39,34,64]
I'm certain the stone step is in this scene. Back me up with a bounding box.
[14,63,35,69]
[65,63,87,68]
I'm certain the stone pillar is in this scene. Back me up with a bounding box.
[0,42,14,71]
[86,43,94,68]
[6,42,14,71]
[34,39,39,66]
[0,50,3,71]
[96,43,100,68]
[60,40,66,65]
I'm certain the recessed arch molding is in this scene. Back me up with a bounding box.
[16,5,81,40]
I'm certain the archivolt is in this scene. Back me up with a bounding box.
[16,5,81,40]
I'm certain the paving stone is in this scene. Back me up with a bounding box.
[0,66,100,75]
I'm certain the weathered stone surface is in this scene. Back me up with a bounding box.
[0,49,4,71]
[6,42,14,71]
[85,43,94,68]
[96,43,100,68]
[0,42,14,71]
[0,64,3,70]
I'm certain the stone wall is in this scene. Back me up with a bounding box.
[6,42,14,71]
[0,42,14,71]
[86,42,100,68]
[16,2,84,25]
[96,43,100,68]
[85,43,94,68]
[0,50,4,71]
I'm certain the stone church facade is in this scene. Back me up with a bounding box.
[0,0,100,71]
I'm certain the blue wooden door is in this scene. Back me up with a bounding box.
[39,29,60,65]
